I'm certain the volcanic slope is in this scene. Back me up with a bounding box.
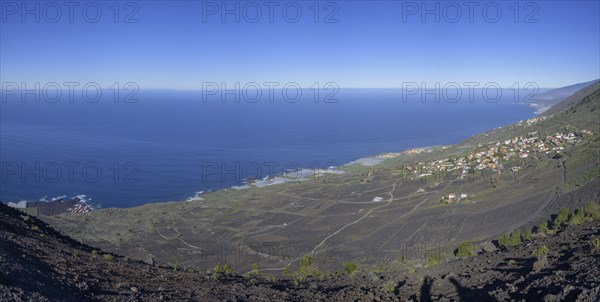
[3,197,600,301]
[41,82,600,274]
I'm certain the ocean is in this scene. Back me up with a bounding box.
[0,88,537,208]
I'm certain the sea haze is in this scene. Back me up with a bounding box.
[0,89,536,208]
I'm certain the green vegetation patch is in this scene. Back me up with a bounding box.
[456,241,475,258]
[532,245,549,258]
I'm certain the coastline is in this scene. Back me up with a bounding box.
[3,110,543,214]
[0,144,445,215]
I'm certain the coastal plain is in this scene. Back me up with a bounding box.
[41,83,600,274]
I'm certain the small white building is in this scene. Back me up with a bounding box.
[373,197,384,202]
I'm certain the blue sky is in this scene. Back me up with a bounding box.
[1,1,599,89]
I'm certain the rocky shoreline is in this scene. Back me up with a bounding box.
[6,196,93,216]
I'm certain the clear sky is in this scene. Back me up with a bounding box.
[1,1,599,89]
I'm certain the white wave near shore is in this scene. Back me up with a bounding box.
[6,194,97,213]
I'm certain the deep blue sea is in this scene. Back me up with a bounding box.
[0,89,537,208]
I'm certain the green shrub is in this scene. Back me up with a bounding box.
[343,262,357,274]
[456,241,475,258]
[499,229,522,249]
[170,258,180,272]
[532,245,549,258]
[510,229,522,246]
[103,254,113,263]
[293,276,306,286]
[427,252,443,266]
[266,274,277,282]
[31,225,40,232]
[570,209,586,225]
[553,207,570,230]
[297,255,316,276]
[591,238,600,251]
[372,265,386,273]
[583,201,600,220]
[250,263,260,275]
[212,264,223,276]
[300,255,313,267]
[536,221,548,234]
[523,229,532,241]
[211,263,234,279]
[384,280,396,293]
[222,263,234,274]
[427,256,438,267]
[498,233,510,249]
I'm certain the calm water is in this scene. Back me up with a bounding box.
[0,89,536,208]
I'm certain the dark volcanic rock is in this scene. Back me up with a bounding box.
[533,254,549,272]
[2,201,600,301]
[481,241,498,253]
[144,257,156,266]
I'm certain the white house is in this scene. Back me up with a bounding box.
[373,197,384,202]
